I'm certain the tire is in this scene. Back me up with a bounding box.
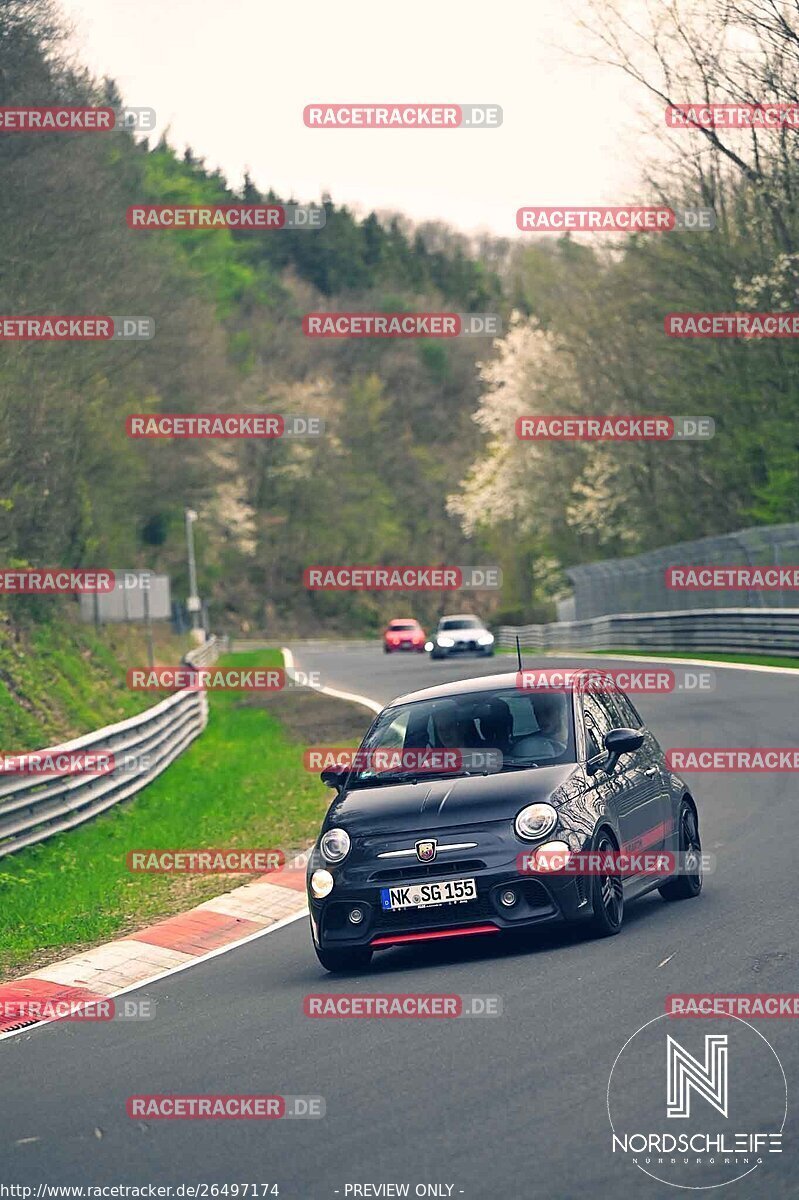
[659,801,703,901]
[587,831,624,937]
[431,649,444,660]
[383,646,391,654]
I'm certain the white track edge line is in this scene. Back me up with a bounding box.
[0,907,309,1043]
[282,646,382,712]
[532,650,799,677]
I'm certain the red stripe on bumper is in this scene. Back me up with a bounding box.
[370,923,500,948]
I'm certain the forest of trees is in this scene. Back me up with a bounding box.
[1,0,798,634]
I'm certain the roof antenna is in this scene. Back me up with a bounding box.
[515,634,523,672]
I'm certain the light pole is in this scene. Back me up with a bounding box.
[184,507,201,632]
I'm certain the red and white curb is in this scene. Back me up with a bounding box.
[0,864,310,1038]
[0,649,382,1042]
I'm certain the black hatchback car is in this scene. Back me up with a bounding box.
[306,669,702,972]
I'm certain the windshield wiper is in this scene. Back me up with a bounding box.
[351,767,489,787]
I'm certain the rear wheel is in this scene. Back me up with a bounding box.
[659,801,703,901]
[314,944,373,973]
[587,831,624,937]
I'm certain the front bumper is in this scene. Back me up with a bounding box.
[432,640,493,657]
[307,834,592,951]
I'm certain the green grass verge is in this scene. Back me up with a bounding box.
[499,646,799,669]
[0,649,357,981]
[579,648,799,669]
[0,613,192,748]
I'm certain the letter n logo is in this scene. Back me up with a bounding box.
[666,1034,728,1119]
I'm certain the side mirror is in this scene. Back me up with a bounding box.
[605,727,645,756]
[321,764,348,790]
[596,727,645,775]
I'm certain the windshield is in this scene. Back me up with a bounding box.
[346,686,576,786]
[439,618,482,631]
[389,622,417,630]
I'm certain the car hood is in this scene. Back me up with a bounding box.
[326,762,579,835]
[438,628,486,642]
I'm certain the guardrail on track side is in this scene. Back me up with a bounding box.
[0,636,223,859]
[498,609,799,656]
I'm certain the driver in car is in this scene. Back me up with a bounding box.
[525,693,568,757]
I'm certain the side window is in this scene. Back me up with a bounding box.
[380,710,410,750]
[583,714,602,760]
[582,692,615,760]
[614,690,644,729]
[600,689,628,729]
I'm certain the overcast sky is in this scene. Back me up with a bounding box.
[59,0,655,238]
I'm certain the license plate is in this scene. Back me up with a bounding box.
[380,877,477,911]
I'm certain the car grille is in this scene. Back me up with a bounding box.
[373,891,494,930]
[369,859,486,883]
[521,879,556,910]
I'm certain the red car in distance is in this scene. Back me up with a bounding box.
[383,618,426,654]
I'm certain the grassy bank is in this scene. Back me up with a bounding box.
[0,610,193,749]
[0,650,368,981]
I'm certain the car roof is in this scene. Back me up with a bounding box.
[388,617,419,623]
[388,666,605,708]
[438,613,481,621]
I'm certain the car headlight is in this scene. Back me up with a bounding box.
[531,840,570,871]
[310,869,334,898]
[320,827,350,863]
[515,803,558,841]
[477,632,494,645]
[437,636,455,647]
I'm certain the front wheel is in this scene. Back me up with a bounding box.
[314,944,373,973]
[659,801,703,901]
[587,831,624,937]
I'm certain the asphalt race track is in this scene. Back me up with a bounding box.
[2,644,798,1198]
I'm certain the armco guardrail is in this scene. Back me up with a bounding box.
[0,636,222,859]
[498,608,799,656]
